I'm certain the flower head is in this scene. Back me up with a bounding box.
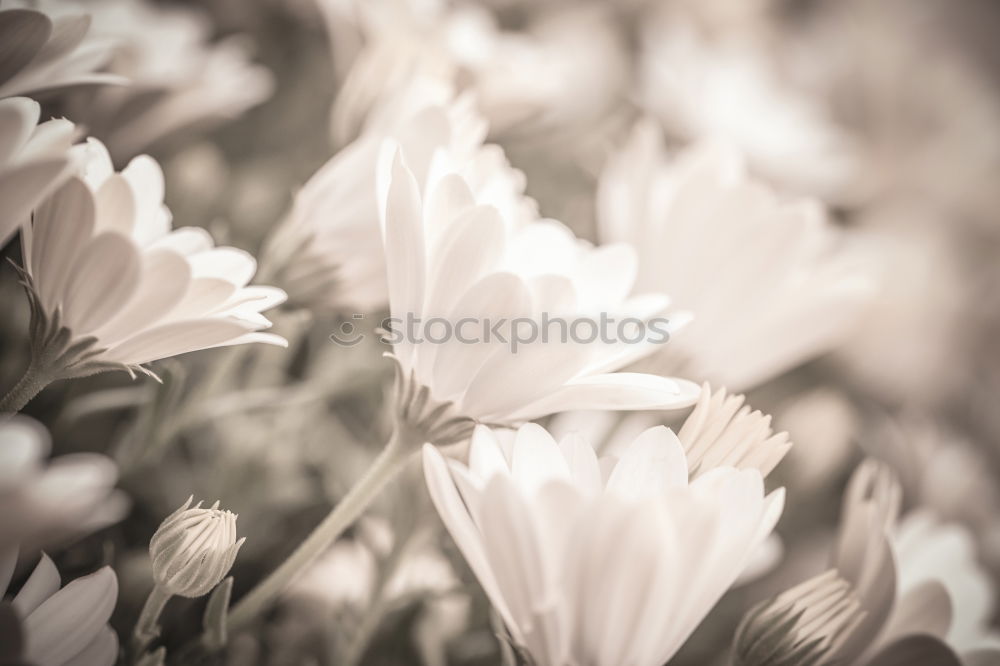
[149,496,245,598]
[423,422,786,666]
[0,98,77,245]
[18,138,286,380]
[1,550,118,666]
[0,3,124,99]
[0,416,126,551]
[598,120,874,390]
[743,459,1000,665]
[380,125,699,443]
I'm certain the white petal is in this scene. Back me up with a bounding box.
[606,426,688,498]
[23,566,117,666]
[12,553,60,617]
[505,373,700,422]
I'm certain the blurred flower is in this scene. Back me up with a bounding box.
[1,550,118,666]
[381,133,698,443]
[827,459,901,663]
[744,459,1000,665]
[423,422,786,665]
[597,120,874,390]
[325,0,626,145]
[869,415,1000,569]
[149,496,244,598]
[638,15,861,202]
[263,82,533,312]
[53,0,274,160]
[0,416,126,550]
[893,512,1000,659]
[0,97,77,245]
[3,138,286,411]
[0,3,123,99]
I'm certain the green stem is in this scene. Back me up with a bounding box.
[224,428,419,634]
[0,357,55,413]
[132,584,172,657]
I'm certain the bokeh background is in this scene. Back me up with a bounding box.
[2,0,1000,664]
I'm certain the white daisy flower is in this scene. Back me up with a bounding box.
[423,422,786,666]
[0,97,77,245]
[2,139,286,412]
[381,131,699,444]
[1,549,118,666]
[0,416,126,551]
[598,120,874,390]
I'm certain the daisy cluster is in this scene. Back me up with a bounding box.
[1,1,999,665]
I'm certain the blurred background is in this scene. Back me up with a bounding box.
[2,0,1000,664]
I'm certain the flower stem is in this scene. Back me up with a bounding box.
[224,427,419,634]
[132,584,172,657]
[0,358,54,413]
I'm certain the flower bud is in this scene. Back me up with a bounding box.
[733,569,865,666]
[150,496,245,598]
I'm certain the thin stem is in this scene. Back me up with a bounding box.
[224,428,418,635]
[0,357,54,413]
[132,584,172,657]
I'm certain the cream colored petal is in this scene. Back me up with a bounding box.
[12,553,60,617]
[504,373,700,422]
[23,566,117,666]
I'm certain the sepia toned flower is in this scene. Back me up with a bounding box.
[742,459,1000,666]
[2,138,286,412]
[598,120,874,390]
[733,569,864,666]
[424,423,786,666]
[381,132,699,443]
[149,496,244,599]
[0,416,126,551]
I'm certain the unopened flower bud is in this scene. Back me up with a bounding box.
[150,497,245,598]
